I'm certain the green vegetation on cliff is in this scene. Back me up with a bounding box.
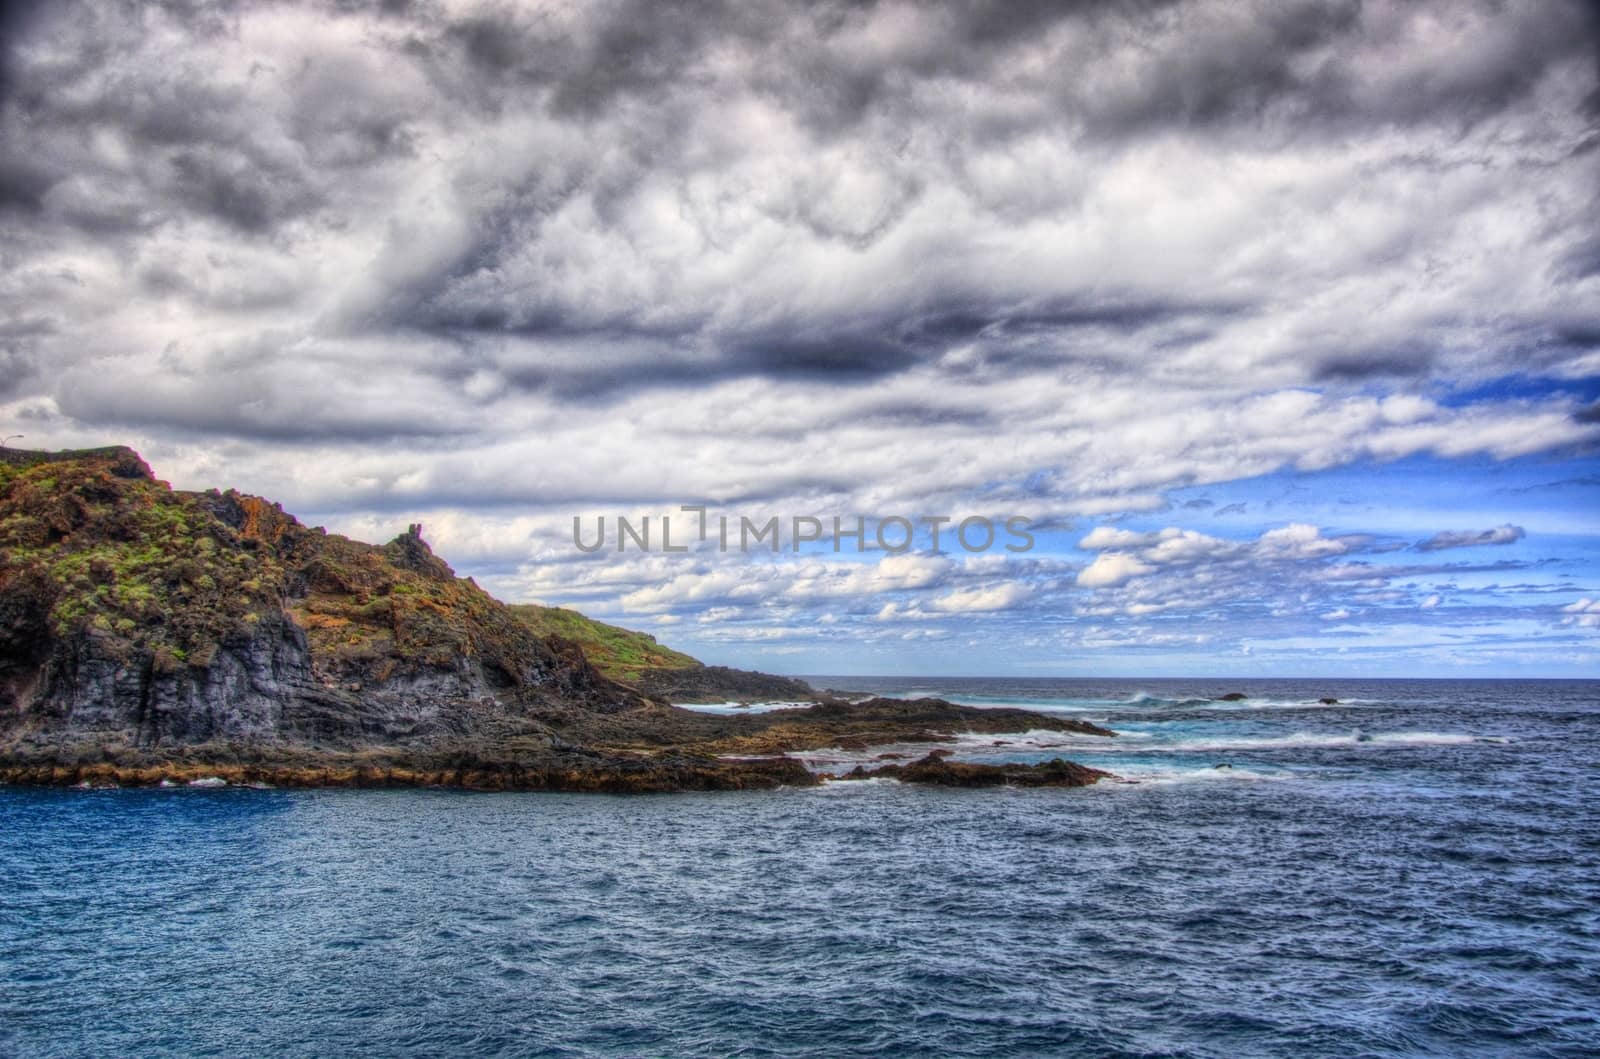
[0,446,622,732]
[0,448,282,669]
[0,445,763,709]
[508,604,697,682]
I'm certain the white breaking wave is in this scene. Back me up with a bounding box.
[814,776,903,789]
[1131,731,1503,753]
[673,700,814,714]
[793,726,1503,766]
[1106,764,1293,785]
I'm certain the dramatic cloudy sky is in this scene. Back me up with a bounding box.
[3,0,1598,675]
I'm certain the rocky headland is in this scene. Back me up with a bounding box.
[0,446,1114,792]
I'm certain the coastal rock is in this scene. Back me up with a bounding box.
[836,751,1111,788]
[0,447,642,759]
[0,447,1117,793]
[0,745,819,793]
[1216,692,1249,701]
[631,664,817,705]
[629,698,1116,756]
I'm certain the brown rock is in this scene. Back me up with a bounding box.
[836,751,1111,789]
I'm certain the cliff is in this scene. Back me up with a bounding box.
[0,446,648,752]
[0,447,1112,791]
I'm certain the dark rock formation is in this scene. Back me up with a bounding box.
[0,447,1116,792]
[833,751,1111,788]
[0,448,638,763]
[0,745,818,793]
[1216,692,1248,701]
[574,697,1115,756]
[632,664,817,704]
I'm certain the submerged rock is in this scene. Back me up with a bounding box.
[1216,692,1249,702]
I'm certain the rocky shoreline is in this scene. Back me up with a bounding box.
[0,696,1117,793]
[0,447,1118,794]
[1,749,1114,793]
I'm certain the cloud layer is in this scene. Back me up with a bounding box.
[1,0,1597,672]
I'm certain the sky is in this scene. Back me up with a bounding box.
[1,0,1598,676]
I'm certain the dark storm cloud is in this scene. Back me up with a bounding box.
[418,0,1595,138]
[731,329,918,378]
[845,399,995,430]
[0,0,51,102]
[0,0,1595,461]
[0,154,53,213]
[52,369,470,444]
[167,148,325,234]
[1313,344,1437,383]
[1415,524,1527,553]
[895,297,1249,348]
[340,0,1593,401]
[399,274,1249,396]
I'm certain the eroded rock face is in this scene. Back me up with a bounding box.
[24,612,312,746]
[0,447,641,759]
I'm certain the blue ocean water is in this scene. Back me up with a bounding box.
[3,678,1598,1058]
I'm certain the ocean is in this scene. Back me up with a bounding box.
[3,678,1597,1057]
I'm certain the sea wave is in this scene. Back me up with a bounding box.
[1106,764,1293,785]
[672,700,813,714]
[1147,730,1506,752]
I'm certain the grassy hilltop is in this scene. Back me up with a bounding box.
[509,605,698,682]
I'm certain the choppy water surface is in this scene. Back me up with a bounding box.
[3,679,1599,1057]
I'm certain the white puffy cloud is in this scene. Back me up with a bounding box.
[930,583,1035,613]
[1561,599,1600,628]
[1076,553,1157,588]
[1257,524,1360,560]
[1078,527,1153,551]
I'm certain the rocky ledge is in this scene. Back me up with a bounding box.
[632,664,818,705]
[0,746,816,793]
[2,691,1116,792]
